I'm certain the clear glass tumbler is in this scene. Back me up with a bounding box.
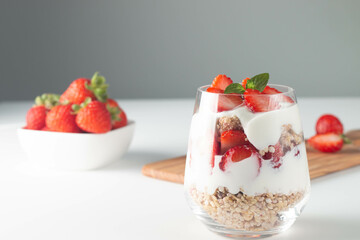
[184,84,310,238]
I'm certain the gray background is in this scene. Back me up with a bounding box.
[1,0,360,101]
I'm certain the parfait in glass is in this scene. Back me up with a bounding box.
[184,73,310,238]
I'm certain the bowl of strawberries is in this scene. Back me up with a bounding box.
[17,72,135,170]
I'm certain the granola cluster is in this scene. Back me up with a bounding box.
[217,115,242,134]
[190,187,304,231]
[279,124,303,152]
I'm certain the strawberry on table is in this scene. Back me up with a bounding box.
[211,75,233,91]
[106,98,128,129]
[74,99,112,133]
[219,145,257,171]
[46,105,81,133]
[25,106,47,130]
[308,133,343,153]
[316,114,343,135]
[220,130,248,154]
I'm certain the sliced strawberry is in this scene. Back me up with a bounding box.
[308,133,343,153]
[206,87,243,112]
[218,94,244,112]
[244,89,280,112]
[241,78,250,88]
[211,75,233,91]
[206,87,224,93]
[220,130,248,154]
[262,86,282,94]
[210,140,220,169]
[315,114,343,135]
[263,86,294,103]
[219,145,256,171]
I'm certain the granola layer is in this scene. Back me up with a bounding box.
[190,187,305,231]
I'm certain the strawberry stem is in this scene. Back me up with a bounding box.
[106,104,121,121]
[34,93,60,110]
[86,72,109,102]
[71,97,92,114]
[341,134,352,144]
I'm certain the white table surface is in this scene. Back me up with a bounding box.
[0,98,359,240]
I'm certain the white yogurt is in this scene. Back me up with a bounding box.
[185,143,310,195]
[184,103,310,196]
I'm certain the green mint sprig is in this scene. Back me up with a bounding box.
[245,73,269,92]
[224,72,270,94]
[224,83,245,94]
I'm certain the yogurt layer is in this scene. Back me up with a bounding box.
[185,101,310,196]
[185,143,310,195]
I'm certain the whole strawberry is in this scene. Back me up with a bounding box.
[106,98,128,129]
[46,105,81,133]
[25,93,60,130]
[25,105,47,130]
[74,99,112,133]
[60,78,95,104]
[316,114,343,135]
[308,133,343,153]
[60,72,109,104]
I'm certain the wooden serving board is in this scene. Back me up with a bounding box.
[142,130,360,184]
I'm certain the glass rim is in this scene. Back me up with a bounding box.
[198,84,295,96]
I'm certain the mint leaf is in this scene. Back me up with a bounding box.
[246,73,269,92]
[224,83,245,94]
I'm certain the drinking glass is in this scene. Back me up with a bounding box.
[184,84,310,238]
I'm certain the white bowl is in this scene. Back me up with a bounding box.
[17,121,135,170]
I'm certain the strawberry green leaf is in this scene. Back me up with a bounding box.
[72,97,92,114]
[246,73,269,92]
[34,93,60,109]
[82,97,92,107]
[341,134,352,144]
[224,83,245,94]
[87,72,109,102]
[71,104,81,113]
[106,104,121,121]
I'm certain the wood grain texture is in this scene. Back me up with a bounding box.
[142,130,360,184]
